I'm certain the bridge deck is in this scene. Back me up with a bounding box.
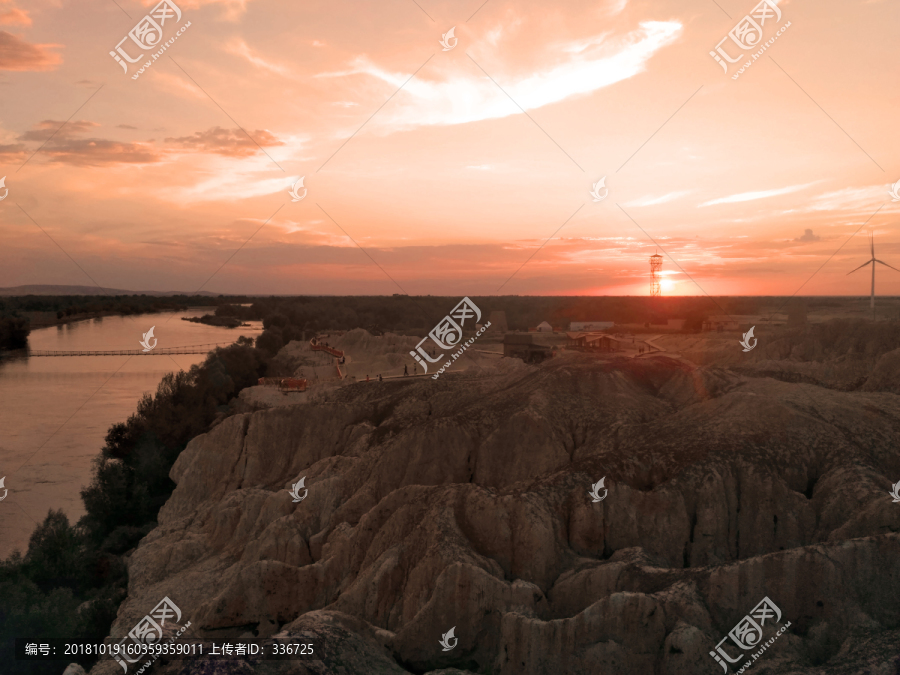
[27,341,238,357]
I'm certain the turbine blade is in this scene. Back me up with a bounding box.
[874,260,900,273]
[846,260,873,274]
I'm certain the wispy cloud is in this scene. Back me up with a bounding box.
[227,38,294,78]
[805,185,891,212]
[699,182,819,207]
[621,190,692,207]
[321,20,682,131]
[165,171,289,203]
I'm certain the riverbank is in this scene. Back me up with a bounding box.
[0,324,271,675]
[0,309,177,356]
[0,311,263,559]
[21,308,170,329]
[0,294,256,352]
[181,315,250,328]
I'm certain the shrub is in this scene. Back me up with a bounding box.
[2,340,270,673]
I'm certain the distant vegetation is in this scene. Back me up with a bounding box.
[0,338,270,674]
[0,293,236,319]
[238,295,826,356]
[181,315,245,328]
[0,315,29,350]
[0,294,253,352]
[1,293,860,353]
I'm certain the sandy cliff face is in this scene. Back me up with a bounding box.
[92,353,900,675]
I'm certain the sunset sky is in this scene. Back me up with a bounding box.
[1,0,899,296]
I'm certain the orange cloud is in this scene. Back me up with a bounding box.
[0,31,61,71]
[0,142,26,162]
[140,0,252,21]
[164,126,284,157]
[20,120,100,142]
[15,119,162,166]
[41,139,162,166]
[10,122,284,167]
[0,7,29,27]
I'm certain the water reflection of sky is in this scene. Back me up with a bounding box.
[0,310,263,558]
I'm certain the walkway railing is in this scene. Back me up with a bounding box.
[310,337,344,358]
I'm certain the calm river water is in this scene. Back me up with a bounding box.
[0,310,263,559]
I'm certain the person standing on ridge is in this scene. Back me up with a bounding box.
[403,364,409,376]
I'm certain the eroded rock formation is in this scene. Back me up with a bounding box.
[90,353,900,674]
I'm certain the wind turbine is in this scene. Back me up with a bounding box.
[847,233,900,320]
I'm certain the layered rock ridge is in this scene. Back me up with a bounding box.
[95,353,900,674]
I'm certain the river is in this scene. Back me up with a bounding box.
[0,309,263,559]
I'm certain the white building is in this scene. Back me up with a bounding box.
[536,321,553,332]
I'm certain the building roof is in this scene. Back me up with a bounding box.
[566,330,609,339]
[566,331,633,344]
[589,334,632,344]
[570,321,614,329]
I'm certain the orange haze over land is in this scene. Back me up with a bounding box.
[1,0,899,296]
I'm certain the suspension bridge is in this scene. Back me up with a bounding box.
[26,341,239,357]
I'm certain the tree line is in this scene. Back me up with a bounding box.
[0,338,269,674]
[237,295,827,354]
[0,295,253,351]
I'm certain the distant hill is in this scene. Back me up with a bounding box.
[0,285,220,297]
